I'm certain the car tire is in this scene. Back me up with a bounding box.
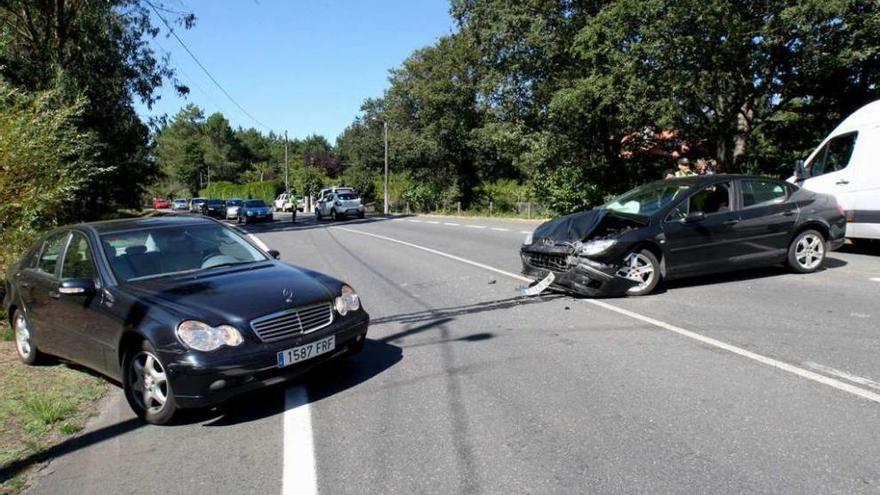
[12,309,44,365]
[316,210,323,221]
[358,212,365,219]
[347,336,366,356]
[331,209,338,221]
[616,248,661,297]
[123,340,178,425]
[787,229,827,273]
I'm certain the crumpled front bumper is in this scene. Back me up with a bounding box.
[520,249,638,297]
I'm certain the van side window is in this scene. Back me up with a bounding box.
[808,131,858,177]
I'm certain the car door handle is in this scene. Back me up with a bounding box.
[48,291,60,300]
[722,219,739,226]
[782,210,796,217]
[835,180,849,185]
[19,282,31,288]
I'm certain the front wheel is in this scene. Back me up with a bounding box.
[123,340,178,425]
[13,309,44,365]
[787,229,826,273]
[331,209,338,221]
[315,209,323,221]
[616,249,661,296]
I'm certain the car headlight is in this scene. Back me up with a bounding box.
[177,320,243,351]
[334,285,361,316]
[523,232,534,246]
[578,239,617,256]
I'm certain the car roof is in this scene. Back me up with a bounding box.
[80,215,218,235]
[655,174,786,186]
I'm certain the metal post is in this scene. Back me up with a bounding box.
[457,201,461,215]
[383,121,389,215]
[490,201,493,217]
[284,130,289,195]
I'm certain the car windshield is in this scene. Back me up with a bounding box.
[245,200,266,207]
[226,200,243,206]
[336,193,357,200]
[205,200,224,206]
[603,182,691,217]
[100,223,268,282]
[192,199,205,204]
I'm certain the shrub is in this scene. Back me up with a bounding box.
[199,180,282,203]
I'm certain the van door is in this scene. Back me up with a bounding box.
[845,125,880,239]
[801,131,859,214]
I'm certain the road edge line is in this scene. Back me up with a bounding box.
[331,226,880,405]
[282,386,318,495]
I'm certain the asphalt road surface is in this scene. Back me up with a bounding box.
[24,212,880,494]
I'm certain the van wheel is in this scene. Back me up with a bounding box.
[788,229,826,273]
[13,309,44,365]
[616,249,660,296]
[123,340,178,425]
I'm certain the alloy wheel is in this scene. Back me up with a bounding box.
[129,351,168,415]
[616,252,655,292]
[14,313,32,359]
[795,233,824,270]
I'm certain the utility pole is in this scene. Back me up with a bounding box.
[284,130,289,194]
[383,121,389,215]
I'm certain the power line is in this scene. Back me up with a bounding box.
[145,0,273,132]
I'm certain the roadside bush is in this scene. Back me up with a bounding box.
[476,179,530,213]
[199,180,282,203]
[0,82,105,309]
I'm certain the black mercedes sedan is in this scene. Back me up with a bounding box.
[200,199,226,219]
[3,216,369,424]
[521,175,846,297]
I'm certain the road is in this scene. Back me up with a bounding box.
[24,212,880,494]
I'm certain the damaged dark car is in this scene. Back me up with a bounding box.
[521,175,846,297]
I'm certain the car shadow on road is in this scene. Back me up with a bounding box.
[195,338,402,427]
[657,256,848,293]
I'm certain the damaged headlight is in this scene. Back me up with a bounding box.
[578,239,617,257]
[523,232,534,246]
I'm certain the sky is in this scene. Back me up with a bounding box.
[136,0,456,141]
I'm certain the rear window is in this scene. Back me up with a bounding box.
[245,200,266,207]
[35,232,69,277]
[741,180,787,208]
[226,200,243,206]
[337,193,357,200]
[205,200,224,206]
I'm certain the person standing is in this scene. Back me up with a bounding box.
[674,157,696,177]
[695,158,714,175]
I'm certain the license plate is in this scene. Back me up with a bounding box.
[518,272,555,296]
[277,335,335,368]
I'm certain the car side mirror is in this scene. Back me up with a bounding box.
[59,278,96,295]
[267,249,281,260]
[685,211,706,223]
[794,159,806,181]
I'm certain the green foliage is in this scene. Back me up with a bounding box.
[0,82,108,292]
[294,166,331,198]
[476,179,531,213]
[199,180,282,203]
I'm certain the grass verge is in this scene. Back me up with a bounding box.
[0,338,108,494]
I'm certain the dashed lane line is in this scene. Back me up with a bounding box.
[331,225,880,406]
[282,386,318,495]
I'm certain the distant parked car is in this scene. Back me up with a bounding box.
[152,198,171,209]
[238,199,273,224]
[315,191,365,221]
[225,198,243,220]
[317,186,354,203]
[296,197,305,212]
[273,192,296,212]
[3,216,369,424]
[172,199,189,211]
[200,199,226,219]
[190,198,206,213]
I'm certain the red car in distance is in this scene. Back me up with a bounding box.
[152,198,171,209]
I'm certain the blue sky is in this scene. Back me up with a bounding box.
[136,0,455,141]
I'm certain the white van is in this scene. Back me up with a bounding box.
[792,99,880,240]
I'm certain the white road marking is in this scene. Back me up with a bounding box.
[407,219,422,223]
[519,231,531,235]
[490,227,510,232]
[444,222,460,226]
[332,226,880,405]
[804,362,880,391]
[426,221,440,224]
[466,225,486,229]
[870,277,880,282]
[282,386,318,495]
